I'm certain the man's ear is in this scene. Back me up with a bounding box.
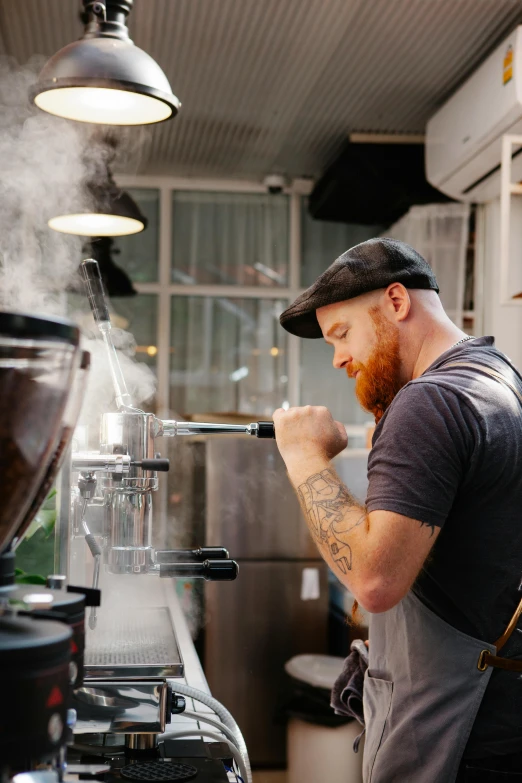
[385,283,411,321]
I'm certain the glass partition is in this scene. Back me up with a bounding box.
[170,295,288,416]
[172,191,289,286]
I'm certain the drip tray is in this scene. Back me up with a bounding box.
[85,607,184,678]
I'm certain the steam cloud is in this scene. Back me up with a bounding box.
[0,56,157,415]
[0,58,89,314]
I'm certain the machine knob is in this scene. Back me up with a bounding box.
[256,421,275,438]
[202,559,239,580]
[171,695,186,714]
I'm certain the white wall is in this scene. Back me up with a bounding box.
[480,198,522,370]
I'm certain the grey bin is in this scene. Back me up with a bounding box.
[284,654,364,783]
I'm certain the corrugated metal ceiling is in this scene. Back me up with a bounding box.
[0,0,521,180]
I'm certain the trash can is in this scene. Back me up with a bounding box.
[284,654,364,783]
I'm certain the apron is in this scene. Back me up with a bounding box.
[363,361,522,783]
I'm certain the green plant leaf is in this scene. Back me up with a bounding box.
[15,572,47,585]
[22,488,57,540]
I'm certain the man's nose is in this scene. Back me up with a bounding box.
[333,349,351,370]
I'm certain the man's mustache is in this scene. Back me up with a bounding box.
[346,364,362,380]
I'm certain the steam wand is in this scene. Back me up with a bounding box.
[80,258,139,413]
[79,259,276,438]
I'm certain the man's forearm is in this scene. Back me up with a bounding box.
[286,455,370,590]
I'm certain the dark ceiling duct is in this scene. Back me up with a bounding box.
[308,141,452,228]
[31,0,181,126]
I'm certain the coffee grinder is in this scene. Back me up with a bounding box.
[0,312,91,780]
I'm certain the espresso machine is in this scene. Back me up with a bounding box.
[55,260,275,775]
[0,311,92,781]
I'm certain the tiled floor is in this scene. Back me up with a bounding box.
[252,772,287,783]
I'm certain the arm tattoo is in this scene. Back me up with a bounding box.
[419,521,436,537]
[297,468,367,575]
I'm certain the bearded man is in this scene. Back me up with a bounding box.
[274,238,522,783]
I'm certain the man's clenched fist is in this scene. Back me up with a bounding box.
[273,405,348,467]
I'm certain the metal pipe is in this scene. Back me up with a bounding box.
[160,420,256,436]
[99,322,136,411]
[72,453,132,472]
[125,734,157,750]
[80,259,138,412]
[158,420,275,438]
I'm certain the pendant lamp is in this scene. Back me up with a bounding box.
[49,163,148,237]
[31,0,180,126]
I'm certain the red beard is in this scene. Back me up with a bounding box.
[348,307,403,424]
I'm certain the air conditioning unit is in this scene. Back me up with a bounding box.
[426,26,522,203]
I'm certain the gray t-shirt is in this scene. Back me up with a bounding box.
[366,336,522,758]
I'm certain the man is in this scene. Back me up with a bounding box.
[274,238,522,782]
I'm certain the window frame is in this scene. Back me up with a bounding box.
[116,175,311,418]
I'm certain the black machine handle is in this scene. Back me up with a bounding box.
[80,259,110,324]
[156,547,229,564]
[67,584,101,607]
[159,559,239,581]
[131,458,170,472]
[256,421,275,439]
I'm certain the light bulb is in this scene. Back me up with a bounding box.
[35,87,172,126]
[48,213,145,237]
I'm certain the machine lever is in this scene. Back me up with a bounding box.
[159,559,239,581]
[155,547,229,564]
[131,458,170,472]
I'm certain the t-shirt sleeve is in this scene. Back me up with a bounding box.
[366,381,474,528]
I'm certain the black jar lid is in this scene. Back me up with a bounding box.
[0,615,72,666]
[10,586,85,624]
[0,312,80,346]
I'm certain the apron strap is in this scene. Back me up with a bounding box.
[443,361,522,406]
[478,649,522,672]
[440,361,522,672]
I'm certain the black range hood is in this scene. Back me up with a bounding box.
[308,141,452,228]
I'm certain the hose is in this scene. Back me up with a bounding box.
[160,729,248,783]
[166,683,251,783]
[182,710,242,749]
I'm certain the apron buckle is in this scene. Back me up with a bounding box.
[477,649,489,672]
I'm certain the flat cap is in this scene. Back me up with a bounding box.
[280,237,439,338]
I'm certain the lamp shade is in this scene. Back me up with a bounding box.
[31,1,180,126]
[49,172,148,237]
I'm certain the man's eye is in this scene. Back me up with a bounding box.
[340,331,348,340]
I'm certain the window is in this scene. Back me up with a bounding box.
[104,184,383,427]
[172,191,289,286]
[170,296,288,416]
[116,188,160,282]
[301,199,383,286]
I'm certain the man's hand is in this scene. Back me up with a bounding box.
[273,405,347,466]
